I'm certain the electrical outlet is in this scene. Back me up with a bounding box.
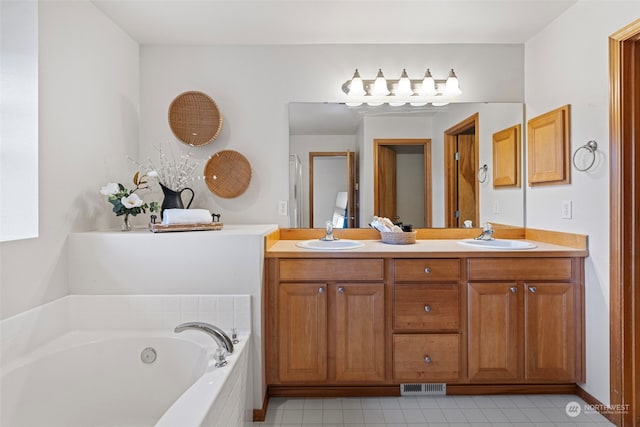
[561,200,572,219]
[278,200,288,216]
[493,200,500,214]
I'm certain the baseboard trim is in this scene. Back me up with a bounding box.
[268,385,401,398]
[575,385,619,426]
[252,392,269,422]
[446,383,579,395]
[265,383,580,398]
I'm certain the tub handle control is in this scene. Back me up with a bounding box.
[213,348,228,368]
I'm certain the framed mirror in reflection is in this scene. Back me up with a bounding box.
[289,102,524,229]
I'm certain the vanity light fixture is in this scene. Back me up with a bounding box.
[342,68,462,107]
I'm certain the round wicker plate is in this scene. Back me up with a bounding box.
[168,91,222,146]
[204,150,251,198]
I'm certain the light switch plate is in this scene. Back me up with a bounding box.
[562,200,572,219]
[278,200,288,216]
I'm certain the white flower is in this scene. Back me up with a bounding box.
[147,170,158,178]
[100,182,119,196]
[121,193,144,208]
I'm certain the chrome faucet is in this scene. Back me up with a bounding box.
[475,223,495,241]
[174,322,235,354]
[321,220,339,241]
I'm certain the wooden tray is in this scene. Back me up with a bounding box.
[149,222,223,233]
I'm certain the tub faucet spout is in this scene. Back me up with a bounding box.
[174,322,234,354]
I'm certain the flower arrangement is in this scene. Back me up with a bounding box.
[129,145,200,192]
[100,172,159,230]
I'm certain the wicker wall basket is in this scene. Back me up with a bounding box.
[380,231,417,245]
[204,150,251,198]
[168,91,222,147]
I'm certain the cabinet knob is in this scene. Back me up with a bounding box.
[424,305,431,313]
[510,287,517,293]
[424,355,432,364]
[424,267,431,274]
[529,287,537,293]
[338,287,344,294]
[318,288,324,294]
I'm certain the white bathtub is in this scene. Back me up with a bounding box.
[0,330,250,427]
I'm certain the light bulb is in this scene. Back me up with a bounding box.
[445,69,461,96]
[395,69,413,96]
[348,69,366,96]
[419,69,436,96]
[371,69,389,96]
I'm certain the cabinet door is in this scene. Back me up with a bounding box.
[278,283,327,382]
[334,283,385,382]
[525,283,577,381]
[468,282,523,381]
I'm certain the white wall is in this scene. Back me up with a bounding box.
[525,1,640,405]
[139,44,524,228]
[0,1,140,319]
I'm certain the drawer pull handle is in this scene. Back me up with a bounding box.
[424,267,431,274]
[510,287,517,293]
[318,288,324,294]
[338,287,344,294]
[424,356,432,364]
[424,305,431,312]
[529,287,537,293]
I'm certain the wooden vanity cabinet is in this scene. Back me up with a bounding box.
[271,259,386,385]
[467,258,583,383]
[392,259,464,383]
[266,251,585,393]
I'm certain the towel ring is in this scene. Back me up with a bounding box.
[478,164,488,183]
[572,140,598,172]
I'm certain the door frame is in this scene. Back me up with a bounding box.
[308,151,354,228]
[444,113,480,227]
[609,18,640,427]
[373,139,432,227]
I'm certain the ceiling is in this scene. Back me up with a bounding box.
[90,0,575,135]
[91,0,577,45]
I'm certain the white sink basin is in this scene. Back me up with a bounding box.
[296,239,365,250]
[457,239,536,250]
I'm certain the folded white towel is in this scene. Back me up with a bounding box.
[162,209,212,225]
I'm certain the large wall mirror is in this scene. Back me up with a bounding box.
[289,102,524,229]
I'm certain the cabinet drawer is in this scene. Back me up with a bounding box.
[393,334,460,381]
[394,259,460,282]
[279,259,384,281]
[468,258,573,281]
[394,285,460,330]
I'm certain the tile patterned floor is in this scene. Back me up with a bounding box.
[253,394,614,426]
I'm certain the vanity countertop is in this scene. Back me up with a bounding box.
[265,238,588,258]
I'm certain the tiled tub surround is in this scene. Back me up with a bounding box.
[67,225,277,412]
[1,295,253,427]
